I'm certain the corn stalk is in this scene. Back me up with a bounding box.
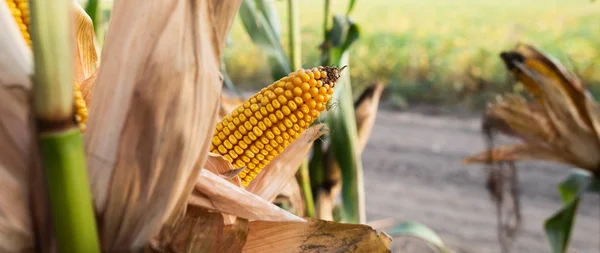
[30,0,100,251]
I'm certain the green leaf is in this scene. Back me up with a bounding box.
[544,170,600,253]
[388,221,454,253]
[238,0,291,80]
[346,0,357,15]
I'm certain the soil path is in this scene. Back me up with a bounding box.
[363,109,600,253]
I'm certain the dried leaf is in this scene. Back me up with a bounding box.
[463,143,574,165]
[0,88,34,253]
[0,1,32,88]
[229,219,391,253]
[213,217,249,253]
[245,124,328,201]
[72,1,100,87]
[152,206,224,253]
[205,153,243,186]
[274,178,305,217]
[354,83,384,152]
[190,169,304,222]
[83,0,241,250]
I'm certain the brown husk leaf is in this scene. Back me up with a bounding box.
[83,0,241,250]
[189,169,304,222]
[226,219,391,253]
[354,83,384,151]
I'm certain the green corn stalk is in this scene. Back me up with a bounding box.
[30,0,101,252]
[319,0,364,224]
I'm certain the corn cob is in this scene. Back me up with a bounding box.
[5,0,88,132]
[211,66,344,187]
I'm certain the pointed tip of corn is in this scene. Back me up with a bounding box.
[211,66,341,186]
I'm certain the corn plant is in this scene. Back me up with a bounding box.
[465,44,600,253]
[0,0,399,252]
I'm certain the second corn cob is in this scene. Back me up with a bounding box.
[211,66,344,187]
[5,0,88,132]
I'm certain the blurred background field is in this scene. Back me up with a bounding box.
[223,0,600,109]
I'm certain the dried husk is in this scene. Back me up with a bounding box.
[189,169,304,222]
[83,0,241,250]
[71,1,100,89]
[226,219,392,253]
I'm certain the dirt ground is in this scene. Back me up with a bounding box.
[362,108,600,253]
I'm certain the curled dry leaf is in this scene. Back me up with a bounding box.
[71,1,99,88]
[83,0,241,250]
[245,124,328,202]
[190,169,304,222]
[274,178,305,217]
[465,44,600,174]
[354,83,384,152]
[226,218,391,253]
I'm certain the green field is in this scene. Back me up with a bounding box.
[223,0,600,108]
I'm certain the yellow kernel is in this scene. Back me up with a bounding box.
[250,104,259,112]
[237,107,245,114]
[251,158,260,165]
[300,105,310,114]
[321,71,327,78]
[304,115,313,123]
[249,117,258,126]
[325,94,332,101]
[244,121,252,131]
[292,124,300,132]
[273,127,281,135]
[266,104,274,112]
[277,123,286,131]
[224,140,233,149]
[290,114,297,123]
[269,114,278,123]
[218,145,227,154]
[272,100,281,109]
[224,154,233,162]
[277,146,285,153]
[217,132,226,140]
[261,148,270,156]
[299,73,310,82]
[309,79,317,88]
[256,154,265,161]
[287,128,296,136]
[293,87,303,97]
[234,146,244,155]
[294,97,304,105]
[282,106,291,115]
[264,118,273,127]
[296,111,304,119]
[319,87,327,95]
[233,117,240,126]
[293,77,302,86]
[270,140,279,147]
[313,69,321,79]
[216,122,224,131]
[239,125,248,135]
[258,122,267,131]
[239,141,248,149]
[228,135,238,145]
[239,172,247,178]
[260,107,268,116]
[250,98,257,104]
[266,131,275,139]
[243,136,252,145]
[283,119,293,128]
[229,150,239,159]
[235,160,246,168]
[282,132,290,140]
[241,156,251,163]
[250,145,260,154]
[255,141,265,149]
[267,91,277,100]
[244,109,253,117]
[302,93,312,101]
[308,71,314,79]
[275,136,283,144]
[283,140,291,147]
[232,110,239,117]
[309,87,319,97]
[265,145,273,151]
[274,87,284,95]
[284,90,294,100]
[267,155,275,161]
[310,110,319,118]
[300,82,310,92]
[253,127,263,136]
[316,103,325,111]
[285,82,295,90]
[255,111,263,120]
[248,132,257,141]
[212,136,222,146]
[315,94,325,103]
[261,97,270,106]
[243,101,251,108]
[222,127,231,136]
[306,100,316,109]
[316,80,323,88]
[278,95,287,104]
[299,120,306,127]
[245,150,255,158]
[288,100,297,111]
